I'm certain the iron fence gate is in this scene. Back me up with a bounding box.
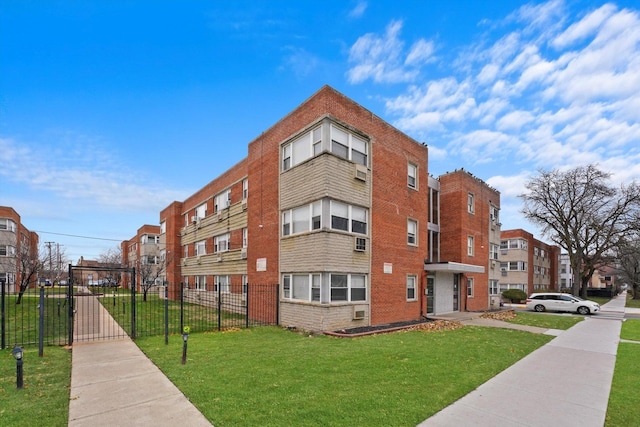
[1,264,279,349]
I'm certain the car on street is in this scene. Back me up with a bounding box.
[525,292,600,315]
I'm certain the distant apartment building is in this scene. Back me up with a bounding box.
[430,170,502,312]
[0,206,39,293]
[559,253,573,291]
[500,229,560,296]
[121,224,162,290]
[138,86,502,332]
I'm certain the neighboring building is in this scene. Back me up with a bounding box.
[430,170,501,313]
[145,86,503,332]
[590,264,616,289]
[500,229,560,296]
[0,206,39,293]
[74,256,104,286]
[559,253,573,291]
[122,225,162,290]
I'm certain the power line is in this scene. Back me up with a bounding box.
[33,230,123,242]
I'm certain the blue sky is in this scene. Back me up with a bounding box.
[2,0,639,261]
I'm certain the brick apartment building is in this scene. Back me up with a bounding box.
[0,206,39,293]
[122,224,162,290]
[147,86,501,332]
[431,170,502,313]
[500,229,560,295]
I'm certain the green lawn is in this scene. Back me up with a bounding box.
[626,295,640,308]
[136,326,552,426]
[606,320,640,426]
[0,346,71,426]
[506,312,584,330]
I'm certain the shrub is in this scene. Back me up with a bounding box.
[502,289,527,303]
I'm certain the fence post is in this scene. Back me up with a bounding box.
[180,282,184,335]
[245,283,250,329]
[164,285,169,345]
[68,264,74,346]
[217,282,221,331]
[1,278,6,349]
[38,286,44,357]
[131,268,136,340]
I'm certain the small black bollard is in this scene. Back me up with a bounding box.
[181,326,190,365]
[12,346,24,389]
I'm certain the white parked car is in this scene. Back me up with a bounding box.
[526,293,600,315]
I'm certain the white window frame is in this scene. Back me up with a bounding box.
[408,163,417,189]
[282,126,323,171]
[242,179,248,199]
[214,275,230,293]
[195,240,206,256]
[195,275,206,291]
[407,275,417,301]
[329,201,367,235]
[330,124,368,166]
[407,219,418,246]
[160,221,166,234]
[214,233,230,253]
[489,280,499,295]
[283,201,324,237]
[467,277,474,297]
[468,193,475,214]
[467,236,474,256]
[214,190,231,212]
[242,227,248,248]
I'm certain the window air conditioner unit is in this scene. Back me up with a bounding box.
[197,256,201,264]
[192,216,198,223]
[500,267,507,272]
[491,261,496,268]
[354,164,367,182]
[241,249,247,259]
[353,308,366,320]
[216,256,222,262]
[241,200,248,211]
[182,259,187,266]
[354,237,366,252]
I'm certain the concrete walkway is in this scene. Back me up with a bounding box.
[68,296,212,427]
[418,293,627,427]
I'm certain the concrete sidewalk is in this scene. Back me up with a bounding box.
[68,297,212,427]
[418,293,627,427]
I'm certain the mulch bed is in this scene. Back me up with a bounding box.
[326,318,464,338]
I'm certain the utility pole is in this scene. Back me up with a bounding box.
[45,242,53,279]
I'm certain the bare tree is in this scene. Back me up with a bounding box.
[97,246,123,287]
[520,164,640,298]
[137,252,172,302]
[616,234,640,299]
[16,243,41,304]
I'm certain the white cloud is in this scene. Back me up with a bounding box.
[348,1,368,19]
[0,136,186,213]
[347,20,435,84]
[552,3,617,48]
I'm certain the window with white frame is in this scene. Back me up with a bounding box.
[0,219,16,232]
[282,273,321,302]
[195,203,207,219]
[407,275,417,300]
[408,163,417,189]
[242,227,248,248]
[330,201,367,235]
[242,179,248,199]
[534,247,539,257]
[282,273,366,302]
[468,193,475,214]
[214,234,230,253]
[242,275,248,294]
[330,273,366,302]
[502,261,527,271]
[195,275,206,291]
[330,125,368,166]
[407,219,417,245]
[283,201,323,236]
[160,221,166,234]
[1,245,16,257]
[467,236,474,256]
[282,126,323,171]
[490,244,499,260]
[183,245,188,258]
[490,205,499,224]
[490,280,499,295]
[141,234,159,244]
[195,240,206,256]
[214,190,231,212]
[214,275,230,293]
[467,277,474,297]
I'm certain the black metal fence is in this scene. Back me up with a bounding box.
[1,280,279,349]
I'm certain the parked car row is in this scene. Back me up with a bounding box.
[525,292,600,315]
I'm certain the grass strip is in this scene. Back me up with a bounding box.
[0,346,71,426]
[137,325,551,426]
[606,342,640,426]
[505,312,583,330]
